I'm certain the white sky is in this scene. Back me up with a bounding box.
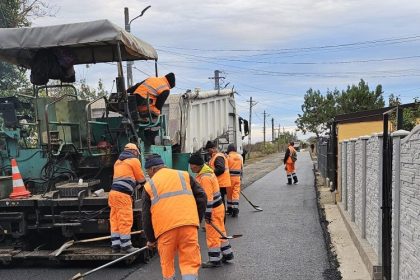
[30,0,420,142]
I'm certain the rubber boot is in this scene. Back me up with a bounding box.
[121,245,139,254]
[287,177,292,185]
[293,175,298,185]
[222,253,234,263]
[201,260,222,268]
[111,245,121,253]
[231,208,239,218]
[226,207,233,216]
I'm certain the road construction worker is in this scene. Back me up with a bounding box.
[205,141,231,210]
[142,154,207,280]
[189,153,234,268]
[284,141,298,185]
[108,143,146,253]
[127,72,175,118]
[227,144,243,217]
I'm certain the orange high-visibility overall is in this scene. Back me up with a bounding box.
[227,151,243,210]
[109,156,145,249]
[144,168,201,280]
[196,167,233,262]
[133,76,170,116]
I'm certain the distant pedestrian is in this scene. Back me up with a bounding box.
[142,154,207,280]
[189,153,234,268]
[242,148,248,164]
[284,141,298,185]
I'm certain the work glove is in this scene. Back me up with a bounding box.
[204,212,212,224]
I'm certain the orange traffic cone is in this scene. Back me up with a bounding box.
[9,158,31,199]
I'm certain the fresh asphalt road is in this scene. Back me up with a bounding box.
[0,151,330,279]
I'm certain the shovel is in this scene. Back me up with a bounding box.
[208,221,242,240]
[70,246,148,280]
[52,230,143,257]
[240,190,263,211]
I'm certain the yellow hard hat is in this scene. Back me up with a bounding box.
[124,143,139,152]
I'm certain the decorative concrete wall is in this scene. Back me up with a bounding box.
[398,126,420,280]
[365,135,382,257]
[355,139,363,229]
[339,125,420,279]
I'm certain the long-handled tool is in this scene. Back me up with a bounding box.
[240,190,263,211]
[52,230,143,257]
[70,246,148,280]
[208,221,242,240]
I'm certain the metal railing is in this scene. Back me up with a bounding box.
[317,138,329,179]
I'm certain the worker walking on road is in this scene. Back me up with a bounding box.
[108,143,146,253]
[227,144,243,217]
[205,141,231,211]
[284,141,298,185]
[142,154,207,280]
[189,153,234,268]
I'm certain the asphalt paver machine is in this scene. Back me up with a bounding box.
[0,19,171,263]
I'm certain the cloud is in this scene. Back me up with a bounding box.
[28,0,420,137]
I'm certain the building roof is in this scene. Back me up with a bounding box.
[334,102,417,124]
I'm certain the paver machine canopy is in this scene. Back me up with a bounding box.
[0,19,161,263]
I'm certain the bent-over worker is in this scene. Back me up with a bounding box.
[108,143,146,253]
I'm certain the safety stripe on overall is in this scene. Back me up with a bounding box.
[112,176,136,192]
[120,233,132,248]
[208,247,222,262]
[149,171,192,206]
[229,169,242,176]
[142,82,159,97]
[221,240,233,255]
[111,232,121,246]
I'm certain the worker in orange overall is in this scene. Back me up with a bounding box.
[227,144,243,217]
[284,141,298,185]
[205,141,231,212]
[189,153,234,268]
[108,143,146,253]
[142,154,207,280]
[127,72,175,118]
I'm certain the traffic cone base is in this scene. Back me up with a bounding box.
[9,158,31,199]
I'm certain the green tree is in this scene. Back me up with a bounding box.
[336,79,384,114]
[388,94,420,131]
[0,0,53,97]
[295,88,337,137]
[296,79,385,136]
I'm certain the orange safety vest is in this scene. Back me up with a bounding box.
[196,171,223,213]
[228,151,243,179]
[133,76,170,115]
[209,152,231,188]
[144,168,199,238]
[112,157,145,194]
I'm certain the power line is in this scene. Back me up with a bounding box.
[155,34,420,53]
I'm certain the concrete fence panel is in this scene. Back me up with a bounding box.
[397,126,420,280]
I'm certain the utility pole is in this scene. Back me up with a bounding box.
[124,5,151,88]
[263,111,269,147]
[271,118,274,142]
[278,124,281,152]
[209,70,225,91]
[246,97,257,156]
